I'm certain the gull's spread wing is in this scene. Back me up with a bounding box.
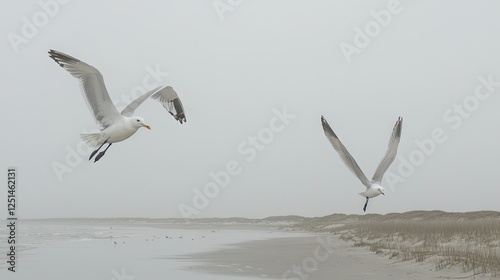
[321,116,371,188]
[371,116,403,183]
[121,85,186,124]
[49,50,121,130]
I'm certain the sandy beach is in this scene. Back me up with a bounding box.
[0,218,496,279]
[188,235,486,280]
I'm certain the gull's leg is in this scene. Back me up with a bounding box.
[89,140,107,161]
[94,143,112,162]
[363,197,369,212]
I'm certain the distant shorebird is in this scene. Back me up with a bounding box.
[321,116,403,212]
[48,49,186,162]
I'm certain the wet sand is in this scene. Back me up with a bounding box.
[0,221,494,279]
[187,234,488,280]
[0,223,307,280]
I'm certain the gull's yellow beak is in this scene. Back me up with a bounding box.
[144,124,151,130]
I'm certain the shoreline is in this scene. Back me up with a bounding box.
[0,222,308,279]
[1,215,498,279]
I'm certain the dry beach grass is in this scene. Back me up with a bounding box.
[287,211,500,278]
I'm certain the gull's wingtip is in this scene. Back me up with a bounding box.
[48,49,66,67]
[397,116,403,127]
[48,50,65,68]
[177,115,187,124]
[393,116,403,137]
[47,49,80,66]
[169,111,186,124]
[321,115,330,126]
[48,49,56,57]
[48,49,61,58]
[321,115,337,137]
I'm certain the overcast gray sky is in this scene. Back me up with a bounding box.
[1,1,500,219]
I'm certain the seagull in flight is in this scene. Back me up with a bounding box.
[49,50,186,162]
[321,116,402,212]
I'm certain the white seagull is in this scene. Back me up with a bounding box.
[321,116,402,212]
[49,50,186,162]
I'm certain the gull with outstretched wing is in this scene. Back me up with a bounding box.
[321,116,402,212]
[49,49,186,162]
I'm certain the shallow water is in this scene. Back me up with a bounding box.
[0,219,305,279]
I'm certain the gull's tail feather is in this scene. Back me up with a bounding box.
[80,132,106,147]
[358,192,366,197]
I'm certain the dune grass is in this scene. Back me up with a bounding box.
[289,211,500,278]
[339,219,500,277]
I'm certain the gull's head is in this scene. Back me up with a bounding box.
[133,117,151,130]
[377,186,385,196]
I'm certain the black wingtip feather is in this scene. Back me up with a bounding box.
[172,98,186,124]
[48,49,80,67]
[394,116,403,137]
[321,115,338,138]
[321,115,329,128]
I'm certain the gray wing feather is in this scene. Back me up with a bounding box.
[48,50,121,130]
[121,86,162,117]
[121,85,186,124]
[321,116,371,188]
[371,117,403,183]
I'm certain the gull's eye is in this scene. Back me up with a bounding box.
[137,120,140,122]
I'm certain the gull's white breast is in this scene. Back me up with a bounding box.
[363,183,383,198]
[103,119,140,143]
